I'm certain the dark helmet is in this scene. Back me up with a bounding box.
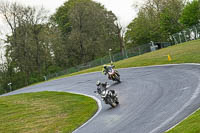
[103,65,107,69]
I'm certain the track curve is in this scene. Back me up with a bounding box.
[1,64,200,133]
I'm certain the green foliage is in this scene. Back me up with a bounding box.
[0,2,54,92]
[179,0,200,27]
[125,15,151,47]
[52,0,120,66]
[125,0,185,47]
[0,0,121,94]
[0,88,6,95]
[160,0,184,34]
[47,65,62,74]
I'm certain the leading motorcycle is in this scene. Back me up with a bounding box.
[107,68,121,83]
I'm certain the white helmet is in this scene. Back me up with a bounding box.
[96,80,101,86]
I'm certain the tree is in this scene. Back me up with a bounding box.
[51,0,120,66]
[0,40,7,94]
[0,1,52,89]
[160,0,185,35]
[125,0,185,47]
[180,0,200,27]
[116,22,127,56]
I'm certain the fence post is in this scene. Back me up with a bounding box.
[172,35,178,44]
[109,48,112,63]
[178,33,182,43]
[194,26,198,39]
[183,31,187,42]
[138,47,141,55]
[101,58,103,65]
[43,76,47,81]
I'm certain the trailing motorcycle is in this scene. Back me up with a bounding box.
[94,84,119,108]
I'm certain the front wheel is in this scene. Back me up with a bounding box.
[110,102,117,108]
[115,74,121,83]
[110,97,119,107]
[115,97,119,105]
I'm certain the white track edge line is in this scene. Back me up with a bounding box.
[69,92,102,133]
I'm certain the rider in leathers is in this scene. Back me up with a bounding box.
[96,81,117,104]
[102,64,119,80]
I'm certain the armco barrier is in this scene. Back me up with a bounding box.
[171,23,200,44]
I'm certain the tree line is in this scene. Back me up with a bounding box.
[0,0,199,94]
[125,0,200,47]
[0,0,123,93]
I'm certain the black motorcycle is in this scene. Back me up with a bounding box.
[94,87,119,108]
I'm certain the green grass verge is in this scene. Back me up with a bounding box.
[0,91,98,133]
[165,109,200,133]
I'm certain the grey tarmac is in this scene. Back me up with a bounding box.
[1,64,200,133]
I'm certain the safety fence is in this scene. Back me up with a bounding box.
[170,23,200,44]
[45,42,171,80]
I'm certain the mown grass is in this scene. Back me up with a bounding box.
[0,91,98,133]
[115,39,200,68]
[165,109,200,133]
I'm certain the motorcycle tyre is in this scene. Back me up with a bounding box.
[115,75,121,83]
[110,102,117,108]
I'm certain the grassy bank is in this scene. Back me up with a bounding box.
[0,91,98,133]
[165,109,200,133]
[56,39,200,79]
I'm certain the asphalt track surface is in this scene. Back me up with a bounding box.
[1,64,200,133]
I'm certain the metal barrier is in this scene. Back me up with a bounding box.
[170,23,200,44]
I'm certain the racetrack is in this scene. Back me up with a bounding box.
[2,64,200,133]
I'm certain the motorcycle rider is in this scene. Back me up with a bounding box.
[96,80,108,93]
[102,63,119,80]
[96,81,117,99]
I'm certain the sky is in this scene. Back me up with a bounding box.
[0,0,145,28]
